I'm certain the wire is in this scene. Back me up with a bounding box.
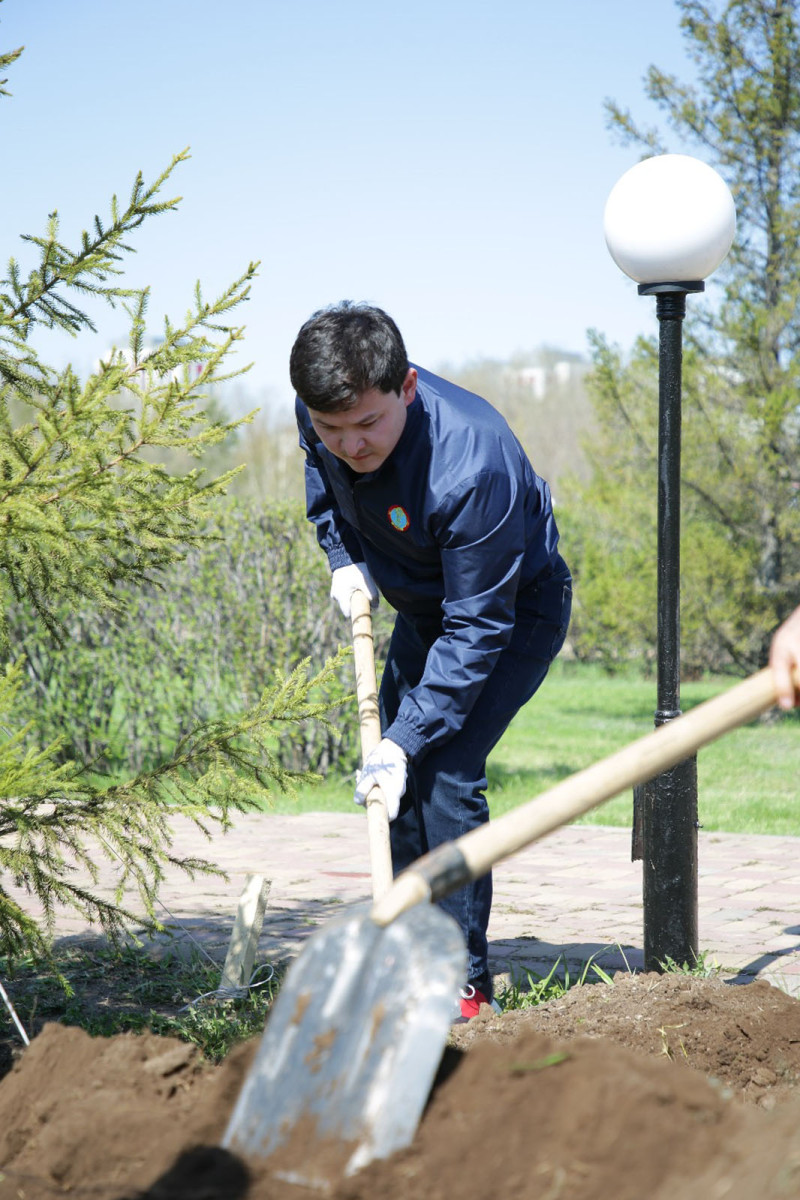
[177,961,276,1012]
[94,829,276,1010]
[0,976,30,1045]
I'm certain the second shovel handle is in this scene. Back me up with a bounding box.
[372,665,794,925]
[351,590,394,900]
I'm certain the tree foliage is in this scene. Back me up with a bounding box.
[0,33,352,963]
[0,145,260,645]
[565,0,800,674]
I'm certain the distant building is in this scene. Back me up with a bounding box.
[504,359,585,400]
[515,366,547,398]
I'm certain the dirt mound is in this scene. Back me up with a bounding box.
[3,976,800,1199]
[451,972,800,1108]
[0,1024,254,1198]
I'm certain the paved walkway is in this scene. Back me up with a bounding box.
[15,812,800,997]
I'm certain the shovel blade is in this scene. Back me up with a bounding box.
[222,903,466,1185]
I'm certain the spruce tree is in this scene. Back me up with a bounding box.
[0,34,348,962]
[566,0,800,674]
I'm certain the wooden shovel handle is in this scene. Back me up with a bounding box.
[351,590,394,900]
[372,665,795,924]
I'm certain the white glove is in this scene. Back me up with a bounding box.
[330,563,379,618]
[354,738,408,822]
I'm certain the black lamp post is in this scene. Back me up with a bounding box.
[637,279,702,969]
[604,155,736,971]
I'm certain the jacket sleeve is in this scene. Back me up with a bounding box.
[296,399,363,571]
[384,468,530,760]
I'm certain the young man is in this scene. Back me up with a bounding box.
[291,302,572,1020]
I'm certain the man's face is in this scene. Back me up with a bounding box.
[307,368,417,473]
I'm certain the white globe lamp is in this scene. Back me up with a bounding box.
[604,153,736,285]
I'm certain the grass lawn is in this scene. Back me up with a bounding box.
[268,661,800,836]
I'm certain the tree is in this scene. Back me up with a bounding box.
[565,0,800,674]
[0,34,349,964]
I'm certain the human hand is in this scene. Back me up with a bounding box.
[769,606,800,710]
[330,563,379,618]
[354,738,408,821]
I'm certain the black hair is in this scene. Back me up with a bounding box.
[289,301,409,412]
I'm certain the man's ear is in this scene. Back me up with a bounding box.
[401,368,418,407]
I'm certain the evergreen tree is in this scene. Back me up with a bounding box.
[566,0,800,674]
[0,32,349,963]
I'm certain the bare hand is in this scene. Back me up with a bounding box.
[769,607,800,710]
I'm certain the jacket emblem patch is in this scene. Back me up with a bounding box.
[388,505,410,532]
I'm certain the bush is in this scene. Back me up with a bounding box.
[7,498,394,779]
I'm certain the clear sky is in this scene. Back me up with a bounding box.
[0,0,701,415]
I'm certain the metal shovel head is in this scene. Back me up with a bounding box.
[222,901,467,1187]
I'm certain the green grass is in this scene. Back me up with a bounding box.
[496,953,614,1011]
[495,944,721,1014]
[269,660,800,836]
[0,942,281,1063]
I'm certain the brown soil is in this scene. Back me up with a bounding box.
[3,974,800,1199]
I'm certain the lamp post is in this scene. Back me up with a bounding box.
[604,154,736,970]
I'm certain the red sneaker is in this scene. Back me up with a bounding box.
[457,983,501,1021]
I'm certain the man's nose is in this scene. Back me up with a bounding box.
[341,431,365,457]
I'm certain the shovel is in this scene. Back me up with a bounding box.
[350,589,393,900]
[223,664,792,1183]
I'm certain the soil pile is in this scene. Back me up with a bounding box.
[452,972,800,1108]
[3,974,800,1199]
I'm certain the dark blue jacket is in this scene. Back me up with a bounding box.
[296,366,569,761]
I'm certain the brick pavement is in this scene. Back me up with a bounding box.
[15,811,800,997]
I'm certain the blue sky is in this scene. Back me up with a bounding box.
[0,1,701,414]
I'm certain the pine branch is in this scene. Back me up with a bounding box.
[4,152,190,334]
[0,651,353,964]
[0,37,23,100]
[0,254,260,645]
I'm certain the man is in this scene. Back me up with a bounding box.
[291,302,571,1020]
